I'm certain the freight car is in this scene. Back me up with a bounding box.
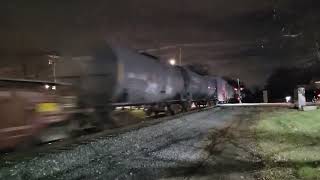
[0,78,69,150]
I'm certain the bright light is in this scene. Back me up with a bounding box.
[315,81,320,84]
[240,88,244,91]
[234,88,238,91]
[52,86,56,90]
[317,94,320,97]
[285,96,292,103]
[45,84,50,89]
[169,59,176,66]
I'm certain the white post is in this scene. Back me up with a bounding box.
[297,87,306,110]
[263,90,268,103]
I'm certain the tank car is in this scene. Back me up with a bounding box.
[210,76,235,103]
[179,68,216,108]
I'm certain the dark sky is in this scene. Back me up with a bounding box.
[1,0,320,88]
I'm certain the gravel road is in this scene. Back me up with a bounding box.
[0,107,263,180]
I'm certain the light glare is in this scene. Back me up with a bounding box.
[285,96,292,103]
[169,59,176,66]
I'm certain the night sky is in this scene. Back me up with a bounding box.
[1,0,320,88]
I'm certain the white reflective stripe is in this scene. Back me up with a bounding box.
[43,116,66,123]
[0,125,33,133]
[218,103,294,107]
[6,134,30,139]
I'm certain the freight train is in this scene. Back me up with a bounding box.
[55,44,235,123]
[0,44,235,150]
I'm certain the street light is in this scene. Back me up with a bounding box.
[48,55,59,82]
[169,59,176,66]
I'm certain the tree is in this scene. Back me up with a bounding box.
[265,67,312,100]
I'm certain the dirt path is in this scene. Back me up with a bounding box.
[162,107,268,180]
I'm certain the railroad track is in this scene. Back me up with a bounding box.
[0,106,220,166]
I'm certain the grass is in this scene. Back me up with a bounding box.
[254,108,320,180]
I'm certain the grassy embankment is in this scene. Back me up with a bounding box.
[255,108,320,179]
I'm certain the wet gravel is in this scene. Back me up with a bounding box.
[0,107,251,180]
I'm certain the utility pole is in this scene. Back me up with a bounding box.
[179,47,182,66]
[53,61,56,82]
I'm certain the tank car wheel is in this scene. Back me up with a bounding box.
[207,100,214,107]
[145,108,153,117]
[154,111,160,117]
[195,102,201,109]
[182,101,192,112]
[165,104,175,116]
